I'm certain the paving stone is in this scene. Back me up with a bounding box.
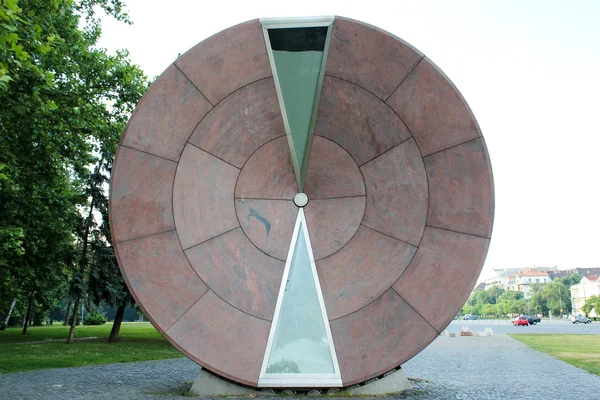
[399,334,600,399]
[0,334,598,399]
[0,358,199,400]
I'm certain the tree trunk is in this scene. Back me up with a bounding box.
[22,292,34,335]
[108,304,125,343]
[63,300,72,326]
[67,179,97,344]
[66,158,107,343]
[66,297,80,344]
[86,296,93,316]
[1,298,17,330]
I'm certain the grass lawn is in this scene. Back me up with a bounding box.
[509,334,600,376]
[0,322,183,373]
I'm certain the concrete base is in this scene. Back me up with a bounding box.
[347,368,412,395]
[189,367,412,396]
[189,368,258,396]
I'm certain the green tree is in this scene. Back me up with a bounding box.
[476,290,489,306]
[515,298,528,314]
[529,281,571,316]
[86,153,134,343]
[494,290,525,317]
[529,283,544,296]
[561,273,582,288]
[461,286,508,316]
[486,285,504,304]
[0,0,147,337]
[461,305,476,316]
[481,303,496,317]
[497,290,524,303]
[545,281,570,315]
[529,292,547,315]
[582,295,600,316]
[464,291,478,307]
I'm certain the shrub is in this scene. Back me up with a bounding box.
[83,309,107,325]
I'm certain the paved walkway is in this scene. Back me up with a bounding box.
[0,334,598,399]
[0,358,199,399]
[401,334,600,399]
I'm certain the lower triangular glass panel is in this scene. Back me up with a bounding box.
[259,209,341,387]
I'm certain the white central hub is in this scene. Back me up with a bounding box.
[293,192,309,207]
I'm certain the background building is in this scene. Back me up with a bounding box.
[549,268,600,281]
[514,270,550,298]
[571,276,600,315]
[484,267,552,297]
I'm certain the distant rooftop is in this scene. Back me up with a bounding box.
[548,268,600,280]
[488,266,600,281]
[517,270,549,277]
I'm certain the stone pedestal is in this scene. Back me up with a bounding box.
[189,367,412,396]
[189,368,258,396]
[347,368,412,395]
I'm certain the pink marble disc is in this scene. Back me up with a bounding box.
[110,16,494,387]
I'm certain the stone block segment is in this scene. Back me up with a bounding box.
[173,144,239,250]
[326,17,423,100]
[188,78,285,168]
[110,146,176,243]
[304,136,365,199]
[315,76,412,166]
[387,57,481,156]
[235,136,296,200]
[330,289,438,386]
[361,138,428,246]
[185,228,284,321]
[425,138,494,238]
[304,197,366,261]
[317,226,416,320]
[166,290,270,386]
[115,231,207,333]
[394,227,490,333]
[175,19,271,105]
[235,199,297,261]
[120,64,212,162]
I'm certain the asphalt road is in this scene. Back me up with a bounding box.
[446,318,600,334]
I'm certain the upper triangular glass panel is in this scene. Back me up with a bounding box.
[265,25,331,191]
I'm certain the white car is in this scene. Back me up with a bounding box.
[571,315,592,324]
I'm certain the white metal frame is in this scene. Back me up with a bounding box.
[260,17,334,192]
[258,208,342,387]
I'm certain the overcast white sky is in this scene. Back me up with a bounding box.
[98,0,600,279]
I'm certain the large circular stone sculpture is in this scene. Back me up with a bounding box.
[110,16,494,388]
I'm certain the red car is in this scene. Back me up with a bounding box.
[513,316,529,326]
